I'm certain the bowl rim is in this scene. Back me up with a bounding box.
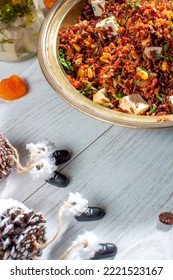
[38,0,173,129]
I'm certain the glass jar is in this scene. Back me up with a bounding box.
[0,0,44,61]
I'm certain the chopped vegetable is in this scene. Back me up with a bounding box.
[136,67,149,80]
[125,0,140,10]
[0,75,27,100]
[113,92,124,100]
[72,44,81,52]
[59,49,73,71]
[156,93,164,103]
[154,53,173,62]
[163,45,169,52]
[162,61,168,71]
[150,106,157,113]
[134,80,140,85]
[80,83,94,95]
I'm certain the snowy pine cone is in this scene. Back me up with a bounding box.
[0,199,47,260]
[0,134,15,181]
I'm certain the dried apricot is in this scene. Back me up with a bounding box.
[0,75,27,101]
[43,0,56,9]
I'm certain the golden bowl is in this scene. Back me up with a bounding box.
[38,0,173,128]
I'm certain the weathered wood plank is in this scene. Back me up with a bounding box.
[24,126,173,259]
[0,59,111,201]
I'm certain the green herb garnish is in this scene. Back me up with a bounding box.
[150,106,157,113]
[80,83,96,95]
[59,49,73,71]
[163,45,169,52]
[126,0,140,10]
[137,66,148,73]
[124,15,130,26]
[170,21,173,29]
[113,92,124,100]
[156,93,165,103]
[154,52,173,62]
[126,0,131,9]
[132,1,140,10]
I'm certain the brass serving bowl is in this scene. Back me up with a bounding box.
[38,0,173,128]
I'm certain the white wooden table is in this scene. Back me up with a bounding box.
[1,16,173,261]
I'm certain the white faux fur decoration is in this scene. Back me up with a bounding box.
[0,198,29,214]
[63,192,88,216]
[60,231,100,260]
[28,157,57,180]
[53,192,89,240]
[26,140,55,161]
[8,140,56,179]
[34,192,89,250]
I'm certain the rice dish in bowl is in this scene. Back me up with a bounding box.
[38,0,173,128]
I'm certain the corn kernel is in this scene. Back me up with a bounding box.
[77,68,85,77]
[136,68,149,80]
[72,44,81,52]
[100,57,109,63]
[162,61,168,71]
[84,40,91,46]
[84,35,93,46]
[88,68,93,79]
[141,38,151,46]
[102,52,111,59]
[91,44,98,49]
[163,10,173,19]
[75,57,82,65]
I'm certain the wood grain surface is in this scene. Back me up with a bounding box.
[1,37,173,261]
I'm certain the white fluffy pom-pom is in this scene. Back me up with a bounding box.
[63,192,88,216]
[29,157,56,180]
[26,140,54,161]
[64,231,100,260]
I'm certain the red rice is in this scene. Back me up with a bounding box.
[59,0,173,116]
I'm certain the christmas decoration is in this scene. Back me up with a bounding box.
[0,193,87,259]
[60,231,100,260]
[92,243,118,260]
[75,206,105,222]
[0,198,46,260]
[1,138,71,187]
[10,140,57,179]
[46,171,69,188]
[34,192,89,250]
[25,142,71,183]
[0,134,15,181]
[0,194,113,260]
[60,232,117,260]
